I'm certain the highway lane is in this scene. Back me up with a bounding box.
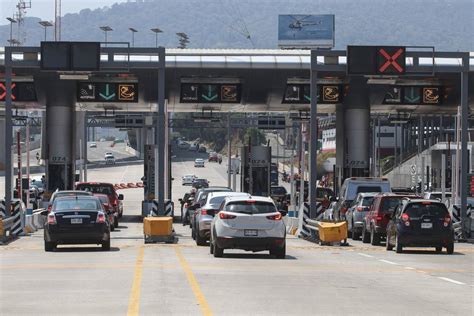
[1,151,473,315]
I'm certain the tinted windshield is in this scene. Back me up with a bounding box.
[405,203,448,218]
[76,184,114,195]
[362,197,374,206]
[271,187,287,195]
[54,199,100,211]
[381,197,403,213]
[347,183,390,200]
[97,196,109,203]
[225,201,276,214]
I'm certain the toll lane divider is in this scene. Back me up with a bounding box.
[0,199,27,243]
[296,202,324,240]
[450,204,473,241]
[150,200,174,217]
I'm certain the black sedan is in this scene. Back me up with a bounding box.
[43,196,111,252]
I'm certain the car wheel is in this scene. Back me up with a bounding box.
[110,223,115,232]
[114,217,119,228]
[435,246,442,253]
[210,238,214,254]
[395,235,403,254]
[119,211,123,219]
[446,242,454,254]
[213,240,224,258]
[44,241,56,252]
[362,225,370,243]
[102,238,111,251]
[370,227,380,246]
[351,222,360,240]
[270,242,286,259]
[196,232,206,246]
[191,227,196,240]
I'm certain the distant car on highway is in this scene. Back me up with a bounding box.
[89,142,97,148]
[178,141,190,150]
[210,196,287,258]
[104,153,116,165]
[75,182,124,218]
[182,174,197,186]
[192,178,209,189]
[189,143,199,152]
[386,198,454,254]
[208,152,219,162]
[198,146,207,153]
[194,158,205,168]
[43,196,111,251]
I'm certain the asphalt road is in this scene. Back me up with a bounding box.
[1,149,473,315]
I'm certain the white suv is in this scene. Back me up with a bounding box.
[210,196,286,258]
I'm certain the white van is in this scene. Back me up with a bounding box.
[334,177,391,219]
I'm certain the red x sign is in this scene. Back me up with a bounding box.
[377,47,406,74]
[0,82,16,101]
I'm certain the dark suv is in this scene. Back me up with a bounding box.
[362,193,419,245]
[386,199,454,254]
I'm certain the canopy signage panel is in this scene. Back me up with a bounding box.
[0,82,37,102]
[278,15,335,49]
[383,86,443,105]
[347,45,406,75]
[41,41,100,71]
[77,82,138,103]
[282,84,343,104]
[180,83,241,104]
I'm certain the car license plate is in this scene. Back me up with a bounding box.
[71,218,83,224]
[244,229,258,236]
[421,222,432,229]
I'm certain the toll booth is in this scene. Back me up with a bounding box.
[241,146,271,197]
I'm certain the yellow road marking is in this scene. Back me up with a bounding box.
[175,246,213,316]
[127,245,145,316]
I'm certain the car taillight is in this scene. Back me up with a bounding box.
[97,212,106,223]
[376,215,383,221]
[47,213,56,225]
[201,209,208,215]
[219,212,236,220]
[341,207,348,214]
[444,216,451,227]
[47,205,52,212]
[267,213,282,221]
[357,206,364,212]
[401,213,410,226]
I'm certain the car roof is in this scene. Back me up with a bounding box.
[224,195,274,204]
[356,192,379,198]
[76,182,113,186]
[344,177,390,183]
[54,195,98,201]
[207,192,249,199]
[402,198,445,204]
[55,190,91,195]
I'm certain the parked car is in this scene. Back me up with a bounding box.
[47,190,93,212]
[346,192,378,240]
[386,199,454,254]
[333,177,391,220]
[75,182,124,218]
[94,193,118,230]
[182,174,197,186]
[194,158,205,168]
[362,193,419,245]
[43,196,111,251]
[89,142,97,148]
[178,141,190,150]
[104,153,116,165]
[210,196,287,258]
[193,192,250,246]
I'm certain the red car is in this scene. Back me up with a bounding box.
[94,193,118,230]
[208,152,219,162]
[75,182,124,218]
[362,193,420,245]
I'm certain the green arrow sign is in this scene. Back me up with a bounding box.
[404,87,420,104]
[99,83,116,101]
[201,85,218,102]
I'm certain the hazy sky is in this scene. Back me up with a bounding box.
[1,0,121,23]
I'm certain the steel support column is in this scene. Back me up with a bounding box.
[227,113,232,188]
[156,47,166,213]
[460,54,469,238]
[4,47,13,216]
[309,50,318,217]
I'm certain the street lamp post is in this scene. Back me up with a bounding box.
[129,27,138,47]
[150,28,162,48]
[6,17,17,45]
[99,26,113,46]
[38,21,53,41]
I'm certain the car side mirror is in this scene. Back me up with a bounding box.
[178,198,183,202]
[279,210,288,217]
[118,194,124,200]
[330,197,337,202]
[40,209,49,216]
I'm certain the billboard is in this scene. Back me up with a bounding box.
[278,15,335,49]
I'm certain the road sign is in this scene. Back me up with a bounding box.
[376,47,406,75]
[77,82,138,103]
[383,86,402,104]
[403,87,421,104]
[0,82,37,102]
[180,83,241,103]
[283,84,339,104]
[41,42,100,71]
[321,85,340,103]
[422,87,441,104]
[347,46,406,75]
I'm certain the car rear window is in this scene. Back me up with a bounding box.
[97,196,109,204]
[271,187,287,195]
[405,203,448,218]
[54,199,99,211]
[362,197,374,206]
[225,201,276,214]
[381,197,403,213]
[346,182,390,200]
[76,184,114,195]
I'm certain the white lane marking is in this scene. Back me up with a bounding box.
[357,253,374,258]
[404,267,415,270]
[378,259,398,265]
[120,165,130,183]
[437,277,466,285]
